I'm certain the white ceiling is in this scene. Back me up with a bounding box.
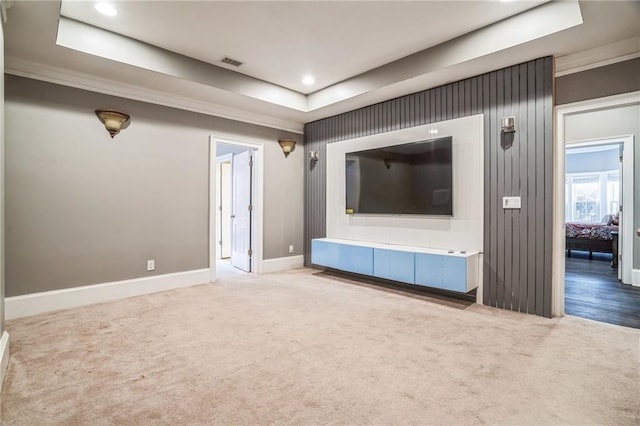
[59,0,548,94]
[4,1,640,133]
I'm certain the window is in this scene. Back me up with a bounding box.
[566,171,619,223]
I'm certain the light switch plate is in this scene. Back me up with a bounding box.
[503,196,521,209]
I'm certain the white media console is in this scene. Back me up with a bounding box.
[311,238,479,293]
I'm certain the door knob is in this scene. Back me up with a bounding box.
[637,228,640,237]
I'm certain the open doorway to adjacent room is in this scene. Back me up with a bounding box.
[209,137,264,280]
[564,140,632,325]
[554,93,640,329]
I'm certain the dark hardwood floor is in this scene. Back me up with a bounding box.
[565,251,640,329]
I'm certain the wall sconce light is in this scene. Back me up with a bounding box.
[278,139,296,158]
[501,116,516,134]
[501,116,516,149]
[95,110,130,138]
[309,150,319,161]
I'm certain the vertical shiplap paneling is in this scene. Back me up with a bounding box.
[511,65,521,311]
[527,62,538,313]
[452,82,459,119]
[482,73,492,306]
[526,60,537,314]
[496,69,506,308]
[534,58,545,317]
[304,56,554,317]
[503,67,513,310]
[543,57,554,317]
[518,62,529,313]
[488,72,499,307]
[470,77,478,115]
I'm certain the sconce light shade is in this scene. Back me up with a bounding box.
[501,116,516,133]
[95,110,130,138]
[309,150,319,161]
[278,139,296,158]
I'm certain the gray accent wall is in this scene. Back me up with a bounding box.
[305,57,554,317]
[556,58,640,106]
[0,18,5,333]
[5,75,303,297]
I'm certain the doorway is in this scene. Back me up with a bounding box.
[208,136,264,282]
[553,91,640,327]
[563,140,639,326]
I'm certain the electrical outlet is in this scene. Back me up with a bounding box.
[147,260,155,271]
[289,245,294,253]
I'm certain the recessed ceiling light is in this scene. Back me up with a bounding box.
[95,3,118,16]
[302,75,315,86]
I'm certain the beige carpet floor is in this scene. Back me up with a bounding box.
[1,267,639,425]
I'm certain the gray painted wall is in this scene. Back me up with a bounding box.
[5,75,303,297]
[564,105,640,268]
[305,57,554,317]
[1,18,5,333]
[556,58,640,106]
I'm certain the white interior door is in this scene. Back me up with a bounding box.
[219,161,232,259]
[231,151,252,272]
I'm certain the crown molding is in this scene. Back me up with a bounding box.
[4,55,305,134]
[555,36,640,77]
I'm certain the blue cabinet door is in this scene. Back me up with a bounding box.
[414,253,444,288]
[415,253,468,292]
[311,240,340,268]
[373,249,414,284]
[338,244,374,275]
[441,256,467,292]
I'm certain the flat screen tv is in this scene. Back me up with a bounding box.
[345,137,453,216]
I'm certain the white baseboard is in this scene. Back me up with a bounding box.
[260,255,304,274]
[633,269,640,287]
[5,269,210,320]
[0,331,9,389]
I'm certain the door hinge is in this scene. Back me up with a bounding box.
[249,156,253,167]
[219,205,222,211]
[248,205,253,212]
[219,240,222,246]
[248,249,253,257]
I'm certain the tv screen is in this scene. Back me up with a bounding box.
[345,137,453,215]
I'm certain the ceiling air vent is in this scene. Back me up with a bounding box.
[222,57,243,67]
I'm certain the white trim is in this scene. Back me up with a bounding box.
[5,56,304,135]
[0,331,9,389]
[209,135,265,279]
[260,255,305,274]
[553,91,640,316]
[556,91,640,114]
[633,269,640,286]
[555,37,640,77]
[5,269,210,320]
[475,254,484,306]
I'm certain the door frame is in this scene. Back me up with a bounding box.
[552,91,640,317]
[208,135,264,282]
